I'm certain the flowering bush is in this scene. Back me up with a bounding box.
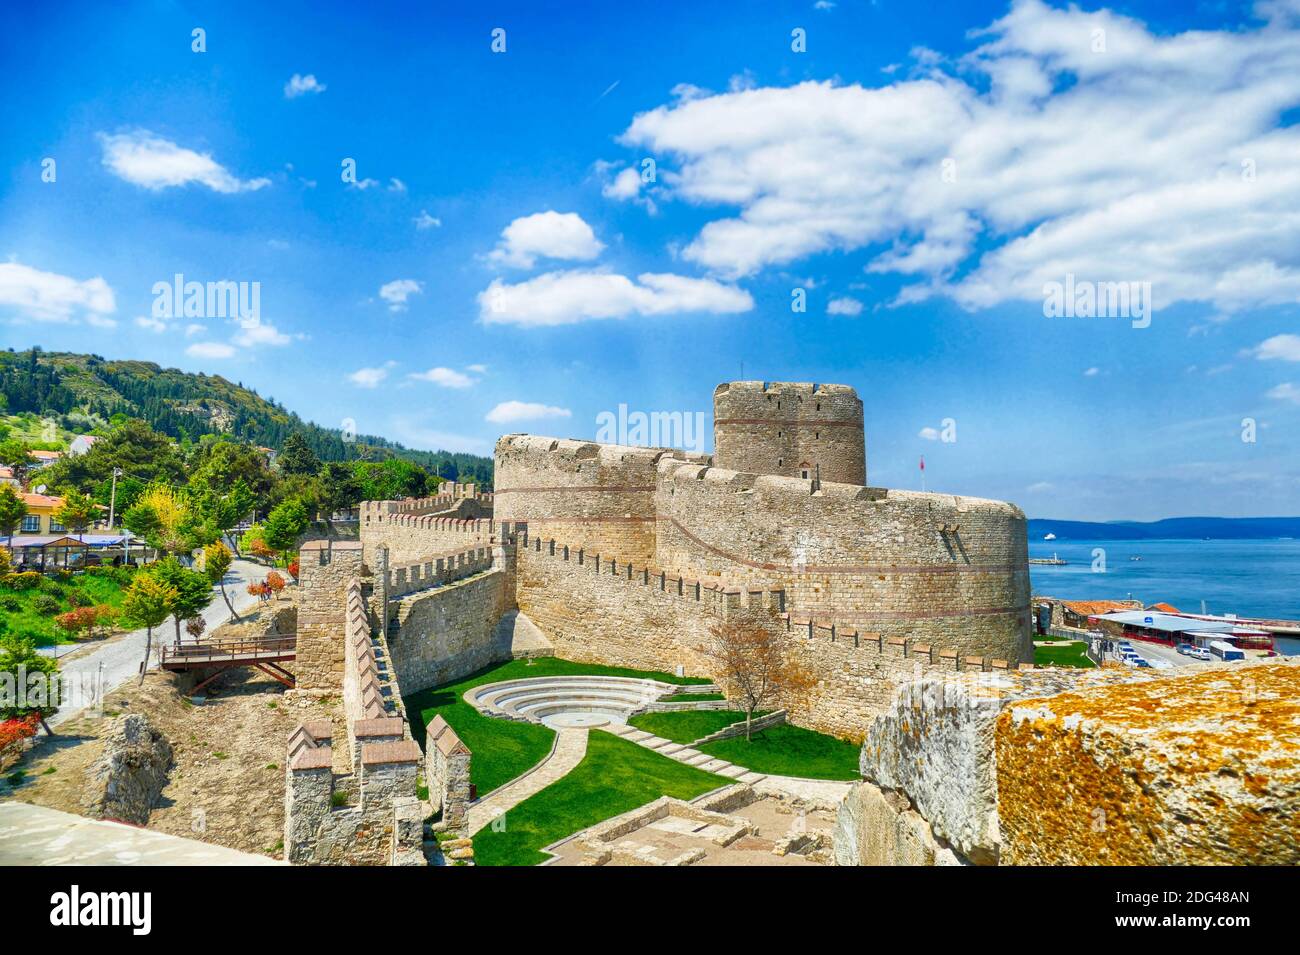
[0,714,41,750]
[55,606,99,641]
[246,581,271,601]
[1,572,41,591]
[264,571,286,597]
[286,559,299,581]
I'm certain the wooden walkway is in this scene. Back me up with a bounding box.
[159,634,296,692]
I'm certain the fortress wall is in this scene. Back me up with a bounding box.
[295,541,365,690]
[654,461,1032,662]
[515,532,1013,739]
[493,434,708,564]
[360,501,495,565]
[713,381,866,485]
[388,568,514,696]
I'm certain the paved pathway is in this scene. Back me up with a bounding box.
[601,721,767,785]
[43,559,266,727]
[467,727,589,834]
[0,803,279,865]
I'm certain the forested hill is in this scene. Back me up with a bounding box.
[0,348,493,485]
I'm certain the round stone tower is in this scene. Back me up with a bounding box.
[712,381,866,485]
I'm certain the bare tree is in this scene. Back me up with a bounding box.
[695,620,818,739]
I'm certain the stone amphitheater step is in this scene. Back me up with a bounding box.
[717,765,749,779]
[684,753,713,766]
[657,743,685,755]
[641,736,672,749]
[623,730,654,742]
[670,748,702,761]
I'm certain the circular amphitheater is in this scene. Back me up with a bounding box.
[466,676,676,729]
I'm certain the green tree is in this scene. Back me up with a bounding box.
[53,489,98,541]
[353,458,428,500]
[147,557,212,646]
[202,541,239,622]
[0,484,28,549]
[0,635,60,730]
[263,498,309,555]
[278,433,320,476]
[318,461,362,526]
[120,573,177,685]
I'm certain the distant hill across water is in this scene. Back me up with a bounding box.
[1029,517,1300,540]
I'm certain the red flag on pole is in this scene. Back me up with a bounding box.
[919,456,925,471]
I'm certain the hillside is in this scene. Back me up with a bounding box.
[0,347,493,485]
[1029,516,1300,540]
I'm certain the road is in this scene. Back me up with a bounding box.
[43,559,266,727]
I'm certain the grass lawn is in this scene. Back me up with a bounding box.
[659,691,725,702]
[0,567,136,646]
[697,724,861,781]
[1033,640,1096,668]
[471,732,729,866]
[628,709,758,744]
[404,657,712,798]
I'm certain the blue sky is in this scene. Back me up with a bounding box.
[1,0,1298,521]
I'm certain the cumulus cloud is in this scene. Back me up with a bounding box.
[409,367,476,388]
[413,210,442,230]
[1268,382,1300,404]
[478,269,753,327]
[1083,366,1101,377]
[284,73,326,98]
[99,131,270,193]
[186,341,236,360]
[379,279,422,311]
[918,427,941,441]
[1254,334,1300,362]
[488,212,605,268]
[348,361,396,388]
[602,167,643,201]
[485,400,573,424]
[615,0,1300,315]
[234,323,291,347]
[827,296,863,316]
[0,262,115,323]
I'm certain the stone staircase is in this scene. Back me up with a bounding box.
[600,722,767,785]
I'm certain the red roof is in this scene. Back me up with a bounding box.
[22,492,64,508]
[1148,602,1181,613]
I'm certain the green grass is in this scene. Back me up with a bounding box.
[403,657,712,798]
[1033,640,1096,668]
[628,709,759,744]
[659,691,725,702]
[471,732,729,866]
[0,567,137,646]
[696,723,861,780]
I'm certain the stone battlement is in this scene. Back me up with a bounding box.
[384,545,496,600]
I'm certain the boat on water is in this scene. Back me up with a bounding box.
[1029,553,1068,565]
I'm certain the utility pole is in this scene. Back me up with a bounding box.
[107,467,122,529]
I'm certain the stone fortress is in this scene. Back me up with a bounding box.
[281,380,1299,866]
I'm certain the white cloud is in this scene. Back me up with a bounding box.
[185,323,204,337]
[615,0,1300,316]
[135,315,168,332]
[1255,334,1300,362]
[186,341,236,360]
[827,296,863,316]
[284,73,327,98]
[388,178,407,193]
[413,210,442,230]
[486,400,573,424]
[602,167,643,201]
[918,427,941,441]
[379,279,422,312]
[1027,481,1054,493]
[0,262,115,323]
[409,367,476,388]
[1267,382,1300,404]
[99,131,270,193]
[479,269,753,327]
[466,363,488,374]
[348,361,396,388]
[234,323,291,347]
[1083,366,1101,377]
[488,211,605,268]
[351,178,381,190]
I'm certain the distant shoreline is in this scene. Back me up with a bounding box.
[1029,516,1300,541]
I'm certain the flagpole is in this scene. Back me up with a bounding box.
[920,456,926,493]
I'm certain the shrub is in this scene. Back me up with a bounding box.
[1,572,41,591]
[0,550,11,577]
[55,606,98,641]
[264,571,286,597]
[30,594,61,616]
[0,595,21,612]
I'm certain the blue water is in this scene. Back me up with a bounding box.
[1028,538,1300,655]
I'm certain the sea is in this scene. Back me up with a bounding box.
[1028,537,1300,656]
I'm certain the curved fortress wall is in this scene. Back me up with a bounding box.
[493,434,709,565]
[713,381,866,486]
[654,460,1031,662]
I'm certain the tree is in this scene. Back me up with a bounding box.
[263,498,308,555]
[0,634,60,732]
[124,484,196,555]
[0,439,33,487]
[120,574,177,685]
[53,490,98,542]
[694,621,818,740]
[353,458,428,500]
[55,606,98,641]
[147,557,212,646]
[318,462,362,524]
[278,433,320,476]
[264,571,286,599]
[203,541,239,622]
[0,485,28,550]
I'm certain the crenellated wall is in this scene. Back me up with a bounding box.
[654,459,1031,662]
[493,434,708,564]
[713,381,866,485]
